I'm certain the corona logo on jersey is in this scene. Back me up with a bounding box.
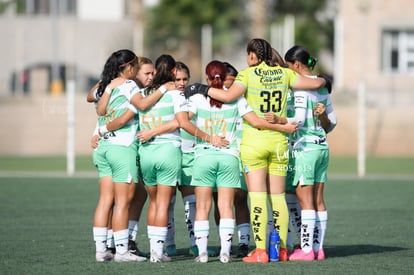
[254,67,284,87]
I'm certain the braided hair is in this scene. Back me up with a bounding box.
[246,38,274,66]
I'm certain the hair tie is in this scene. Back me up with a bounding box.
[119,56,137,68]
[214,74,220,79]
[307,57,319,70]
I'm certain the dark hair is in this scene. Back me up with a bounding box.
[145,54,176,95]
[175,61,191,78]
[205,60,226,108]
[284,45,318,70]
[97,49,137,97]
[223,62,238,77]
[271,48,286,67]
[246,38,273,66]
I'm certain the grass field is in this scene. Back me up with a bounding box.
[0,155,413,175]
[0,157,413,274]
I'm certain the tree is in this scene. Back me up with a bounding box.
[0,0,25,14]
[270,0,335,71]
[144,0,247,80]
[143,0,334,77]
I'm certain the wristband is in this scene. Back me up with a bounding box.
[104,86,112,94]
[99,125,108,136]
[159,85,167,94]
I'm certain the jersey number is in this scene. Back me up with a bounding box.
[141,115,162,129]
[204,118,226,136]
[260,90,282,113]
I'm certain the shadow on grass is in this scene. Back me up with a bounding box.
[165,246,247,262]
[145,244,407,262]
[325,244,407,257]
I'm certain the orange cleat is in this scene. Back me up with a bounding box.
[279,248,288,262]
[242,248,269,263]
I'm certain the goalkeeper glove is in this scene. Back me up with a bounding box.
[184,83,210,99]
[317,74,332,94]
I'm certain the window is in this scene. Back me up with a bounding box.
[25,0,76,15]
[382,30,414,74]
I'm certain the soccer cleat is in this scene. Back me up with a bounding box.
[194,252,208,263]
[128,240,149,258]
[165,244,177,256]
[189,245,217,257]
[95,250,114,262]
[287,244,300,256]
[114,250,147,262]
[107,246,116,255]
[219,253,232,263]
[236,244,249,258]
[279,248,288,262]
[242,248,269,263]
[150,250,172,263]
[288,248,314,261]
[315,248,325,261]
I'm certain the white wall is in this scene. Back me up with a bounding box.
[77,0,124,21]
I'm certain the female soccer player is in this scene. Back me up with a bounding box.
[186,38,326,263]
[282,45,336,261]
[92,49,145,262]
[92,53,176,262]
[137,54,228,262]
[188,60,298,263]
[165,61,211,257]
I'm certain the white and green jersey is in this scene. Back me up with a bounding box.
[138,89,186,147]
[289,77,335,151]
[187,94,252,158]
[99,80,139,147]
[180,111,196,153]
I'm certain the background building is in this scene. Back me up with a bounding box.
[1,0,135,96]
[329,0,414,157]
[0,0,412,158]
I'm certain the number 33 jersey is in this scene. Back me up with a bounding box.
[235,61,298,141]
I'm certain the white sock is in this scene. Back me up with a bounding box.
[300,210,316,253]
[113,229,129,254]
[128,220,138,241]
[166,195,176,246]
[313,211,328,252]
[286,193,301,240]
[219,219,235,256]
[237,223,250,246]
[183,194,196,247]
[107,229,115,249]
[148,226,168,257]
[93,227,107,253]
[194,220,209,255]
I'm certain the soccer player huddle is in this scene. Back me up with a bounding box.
[88,38,337,264]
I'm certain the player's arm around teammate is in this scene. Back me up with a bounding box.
[92,49,147,262]
[283,45,336,261]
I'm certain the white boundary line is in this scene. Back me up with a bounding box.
[0,172,413,181]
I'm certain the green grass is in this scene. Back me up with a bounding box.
[0,156,95,172]
[0,155,413,175]
[0,176,413,274]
